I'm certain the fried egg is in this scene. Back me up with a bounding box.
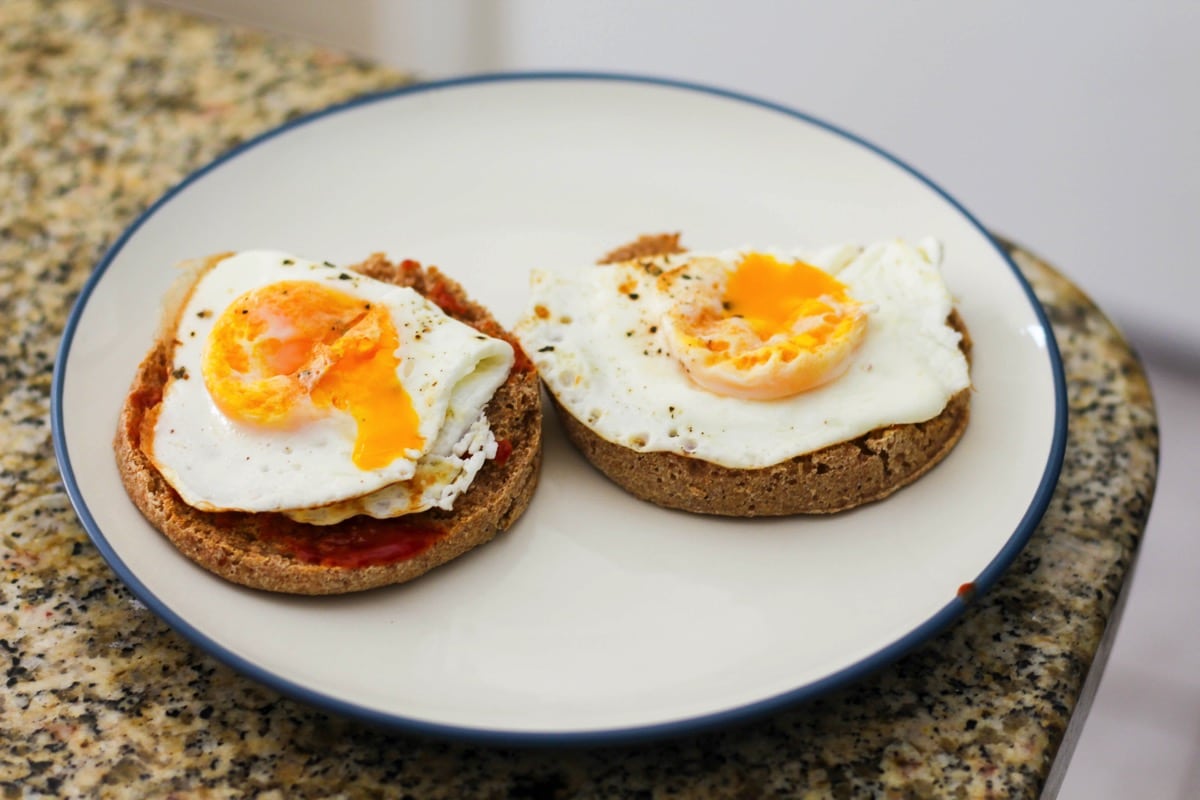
[515,238,970,469]
[145,251,514,521]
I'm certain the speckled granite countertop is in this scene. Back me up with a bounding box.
[0,1,1158,797]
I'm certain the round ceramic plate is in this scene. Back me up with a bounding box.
[53,74,1065,744]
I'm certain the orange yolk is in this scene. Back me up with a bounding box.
[725,252,851,344]
[662,253,868,400]
[201,281,422,470]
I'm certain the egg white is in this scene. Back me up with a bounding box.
[148,251,514,515]
[284,413,497,525]
[515,238,970,469]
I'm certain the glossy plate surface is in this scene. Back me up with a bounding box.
[53,74,1065,744]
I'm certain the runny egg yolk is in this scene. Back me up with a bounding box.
[662,252,869,400]
[201,280,422,470]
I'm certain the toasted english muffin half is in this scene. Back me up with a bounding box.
[547,235,971,517]
[115,254,542,594]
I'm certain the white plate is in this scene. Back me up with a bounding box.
[52,74,1065,744]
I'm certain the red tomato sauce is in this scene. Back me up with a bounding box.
[257,516,445,569]
[494,438,513,467]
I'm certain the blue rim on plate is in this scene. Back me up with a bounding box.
[51,71,1068,746]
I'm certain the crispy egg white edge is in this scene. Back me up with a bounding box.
[283,413,499,525]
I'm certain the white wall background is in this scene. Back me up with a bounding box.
[162,0,1200,363]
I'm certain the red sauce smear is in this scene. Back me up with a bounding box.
[494,438,513,467]
[956,582,977,601]
[423,277,469,318]
[509,340,536,374]
[256,516,446,569]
